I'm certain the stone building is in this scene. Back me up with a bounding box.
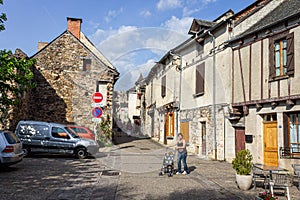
[136,0,300,165]
[28,18,119,130]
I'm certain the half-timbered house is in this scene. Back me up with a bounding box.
[229,0,300,168]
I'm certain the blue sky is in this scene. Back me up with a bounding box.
[0,0,254,91]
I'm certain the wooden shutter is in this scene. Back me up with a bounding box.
[283,113,289,147]
[269,37,275,80]
[195,63,205,94]
[161,75,166,98]
[286,32,294,76]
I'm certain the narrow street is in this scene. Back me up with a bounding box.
[0,133,299,199]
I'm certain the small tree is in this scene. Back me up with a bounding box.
[96,114,112,147]
[232,149,253,175]
[0,49,35,122]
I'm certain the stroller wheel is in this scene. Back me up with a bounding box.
[168,173,172,177]
[159,172,163,176]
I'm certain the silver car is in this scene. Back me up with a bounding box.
[0,131,23,166]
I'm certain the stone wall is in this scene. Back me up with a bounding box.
[180,104,228,160]
[29,32,116,130]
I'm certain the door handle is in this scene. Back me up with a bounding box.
[45,137,50,140]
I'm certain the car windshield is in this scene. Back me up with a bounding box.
[65,127,80,138]
[4,131,20,144]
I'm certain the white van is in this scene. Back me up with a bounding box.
[15,121,99,159]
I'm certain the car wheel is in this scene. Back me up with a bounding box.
[75,147,87,159]
[23,147,31,157]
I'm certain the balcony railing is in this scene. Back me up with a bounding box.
[279,147,300,159]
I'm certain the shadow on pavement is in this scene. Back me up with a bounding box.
[188,166,196,173]
[113,130,150,145]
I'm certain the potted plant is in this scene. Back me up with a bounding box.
[232,149,253,190]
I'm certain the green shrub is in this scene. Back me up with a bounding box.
[96,114,112,147]
[232,149,253,175]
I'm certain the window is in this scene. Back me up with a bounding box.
[161,75,166,98]
[274,39,287,76]
[83,58,91,71]
[51,127,70,139]
[262,114,277,122]
[4,132,20,144]
[195,63,205,96]
[288,113,300,153]
[18,124,49,136]
[269,32,294,80]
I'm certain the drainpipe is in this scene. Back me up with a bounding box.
[177,55,182,138]
[170,51,182,139]
[208,31,217,160]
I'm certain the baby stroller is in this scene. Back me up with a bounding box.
[159,148,176,177]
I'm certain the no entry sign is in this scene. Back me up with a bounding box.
[92,107,103,118]
[92,92,103,103]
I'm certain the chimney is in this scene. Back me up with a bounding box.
[67,17,82,40]
[38,42,48,51]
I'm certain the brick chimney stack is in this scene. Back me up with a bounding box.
[67,17,82,40]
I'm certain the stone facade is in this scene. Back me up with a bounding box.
[3,18,119,131]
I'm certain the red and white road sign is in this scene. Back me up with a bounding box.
[92,92,103,103]
[92,107,103,118]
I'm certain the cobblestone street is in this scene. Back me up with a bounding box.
[0,134,299,199]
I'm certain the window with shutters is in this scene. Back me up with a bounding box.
[194,63,205,97]
[161,75,166,98]
[269,32,294,80]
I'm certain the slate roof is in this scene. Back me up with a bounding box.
[232,0,300,41]
[188,19,217,34]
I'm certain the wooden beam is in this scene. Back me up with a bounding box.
[238,49,247,103]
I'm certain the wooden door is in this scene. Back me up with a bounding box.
[165,112,174,138]
[263,122,278,166]
[180,122,189,142]
[164,114,168,144]
[235,127,245,155]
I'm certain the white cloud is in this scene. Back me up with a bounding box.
[157,0,182,11]
[140,10,152,17]
[115,59,156,91]
[89,14,192,91]
[104,8,124,23]
[182,7,200,17]
[90,25,188,91]
[202,0,216,3]
[162,16,193,35]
